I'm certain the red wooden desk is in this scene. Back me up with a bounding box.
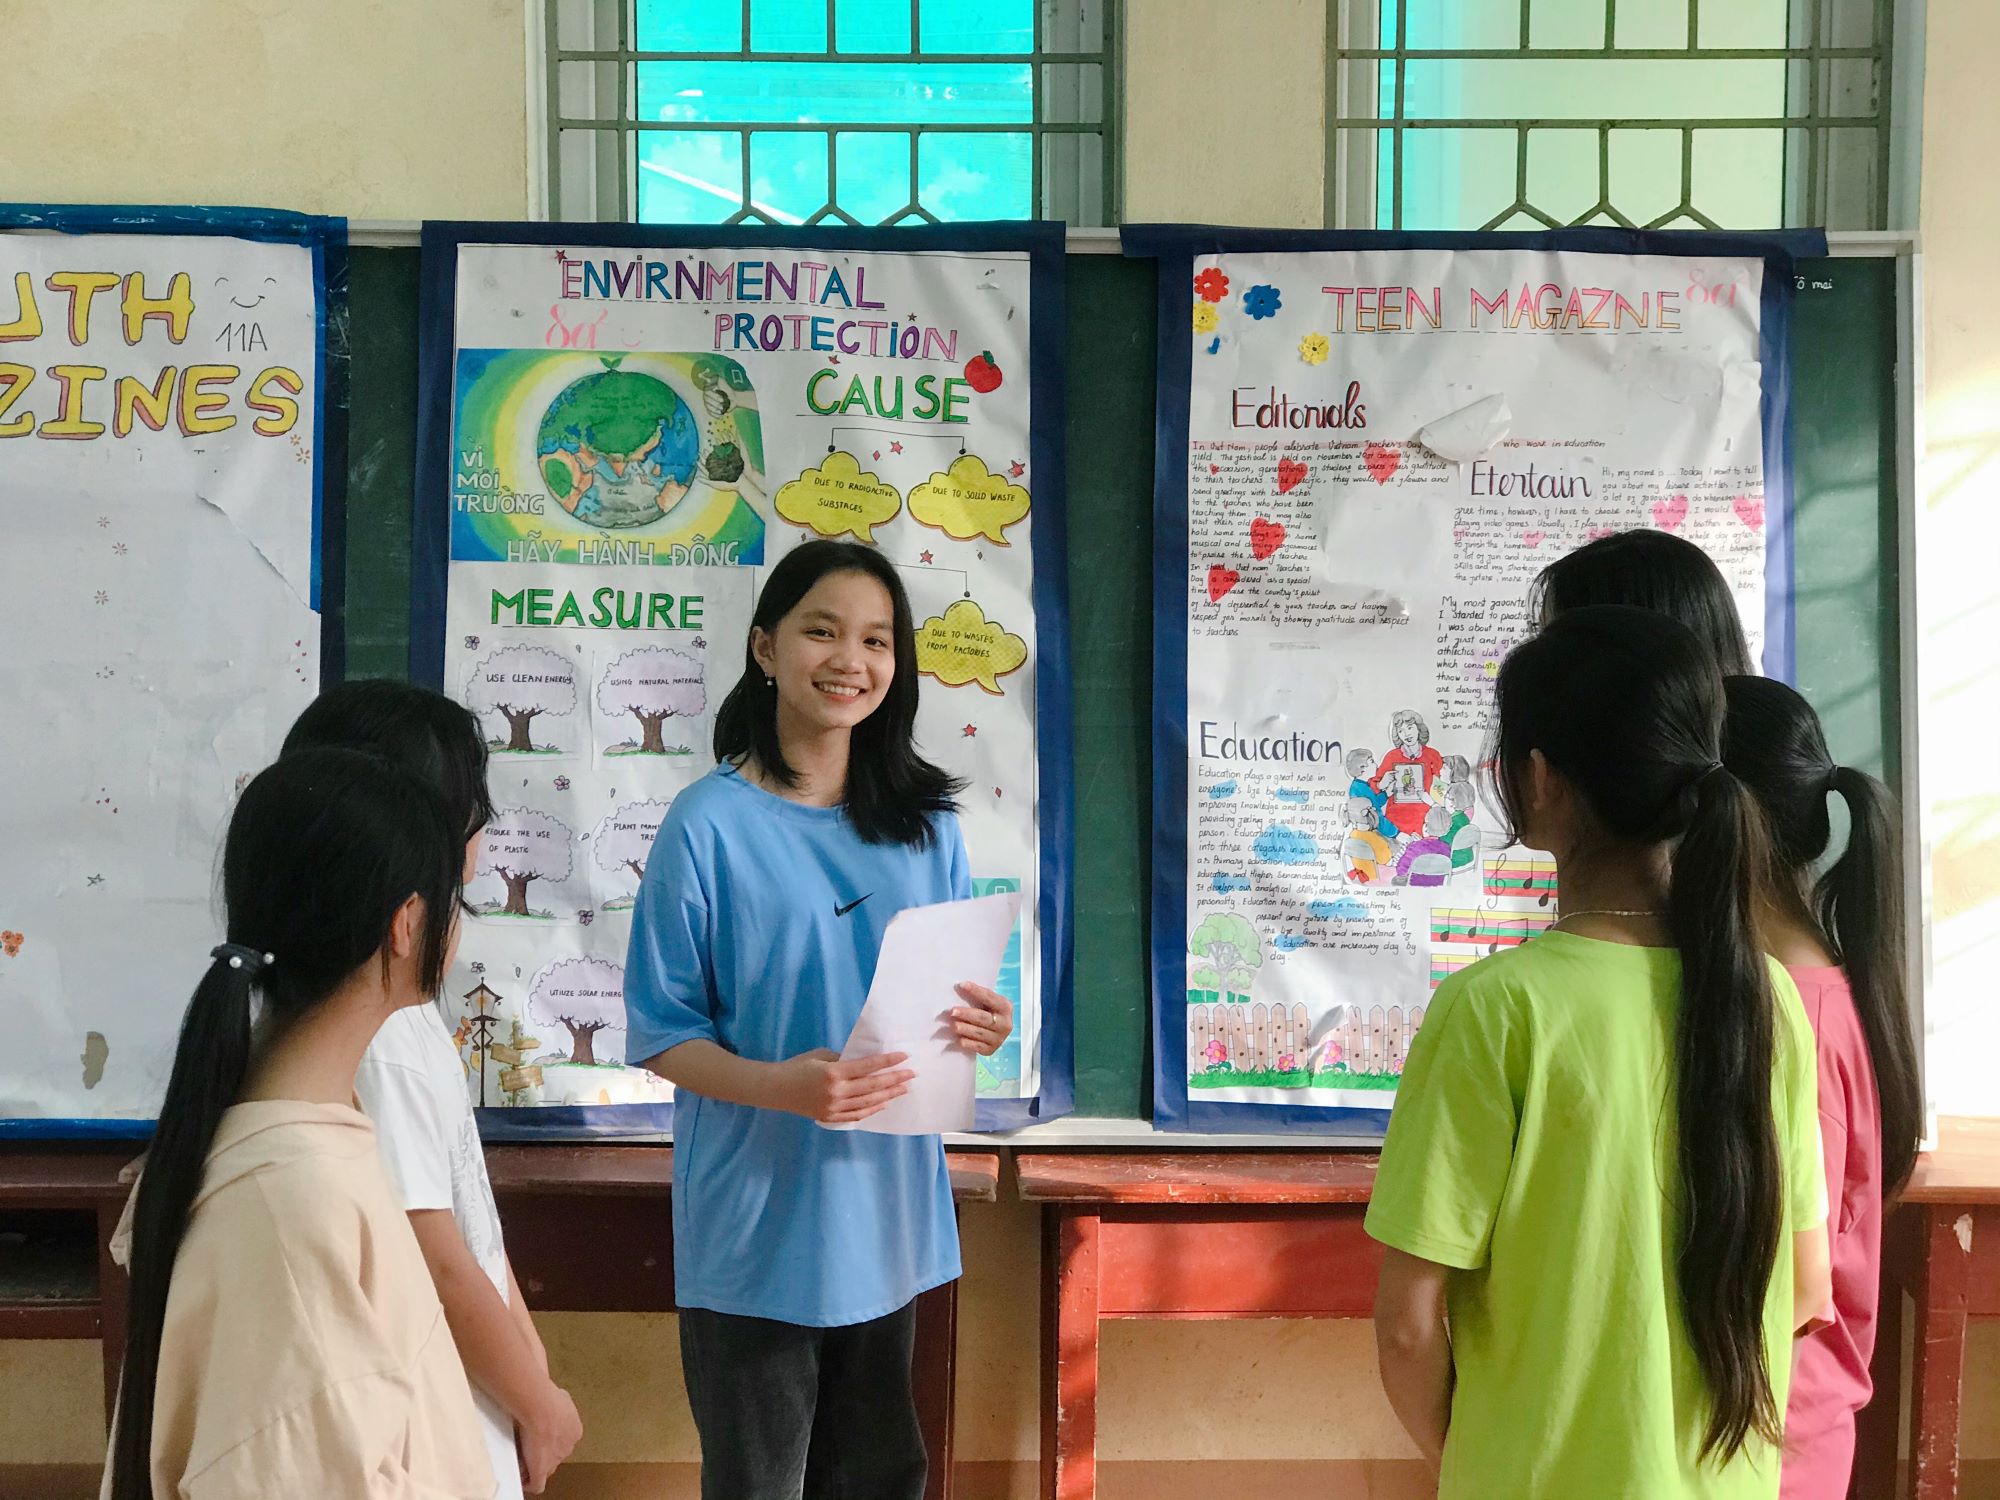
[489,1144,1001,1500]
[0,1142,997,1500]
[1017,1151,1381,1500]
[1854,1118,2000,1500]
[0,1144,139,1419]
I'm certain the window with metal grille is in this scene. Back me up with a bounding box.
[542,0,1119,225]
[1325,0,1907,231]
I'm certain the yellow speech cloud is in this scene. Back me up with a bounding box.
[775,450,902,542]
[907,454,1031,545]
[916,599,1028,695]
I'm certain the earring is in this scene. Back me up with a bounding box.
[765,676,775,688]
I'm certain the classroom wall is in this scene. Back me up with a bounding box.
[3,0,530,220]
[1916,0,2000,1126]
[1121,0,1327,229]
[5,2,2000,1494]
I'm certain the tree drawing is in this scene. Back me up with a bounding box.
[597,648,705,755]
[465,644,578,753]
[593,799,669,908]
[475,807,575,917]
[1189,912,1264,996]
[528,957,625,1066]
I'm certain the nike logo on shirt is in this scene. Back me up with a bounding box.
[834,894,872,918]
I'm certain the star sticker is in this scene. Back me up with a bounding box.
[890,441,903,454]
[112,542,128,556]
[962,724,977,737]
[1008,460,1025,478]
[919,550,934,564]
[97,516,110,529]
[94,590,109,605]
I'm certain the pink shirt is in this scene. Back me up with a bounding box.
[1781,966,1883,1500]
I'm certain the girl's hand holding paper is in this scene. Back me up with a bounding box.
[825,891,1022,1134]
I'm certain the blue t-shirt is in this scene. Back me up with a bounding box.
[622,762,968,1326]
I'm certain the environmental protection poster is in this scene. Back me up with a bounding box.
[0,205,342,1130]
[414,222,1070,1135]
[1134,226,1804,1135]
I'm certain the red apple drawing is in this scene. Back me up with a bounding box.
[964,351,1003,393]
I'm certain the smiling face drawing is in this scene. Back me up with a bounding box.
[214,274,277,311]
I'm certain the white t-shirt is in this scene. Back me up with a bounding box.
[355,1001,521,1500]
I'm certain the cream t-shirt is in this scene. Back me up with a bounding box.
[124,1100,494,1499]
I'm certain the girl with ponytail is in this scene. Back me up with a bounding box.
[1723,675,1921,1498]
[104,748,493,1500]
[1367,607,1831,1498]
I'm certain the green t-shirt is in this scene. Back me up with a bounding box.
[1365,931,1824,1500]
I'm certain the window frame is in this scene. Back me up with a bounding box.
[529,0,1123,226]
[1321,0,1919,232]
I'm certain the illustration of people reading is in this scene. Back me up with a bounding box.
[1341,795,1396,883]
[540,361,702,529]
[1393,805,1457,888]
[1372,709,1445,837]
[1345,747,1393,837]
[1444,778,1481,874]
[1431,755,1472,806]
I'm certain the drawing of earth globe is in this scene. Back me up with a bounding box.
[535,362,702,530]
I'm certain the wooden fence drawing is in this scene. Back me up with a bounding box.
[1188,1001,1427,1076]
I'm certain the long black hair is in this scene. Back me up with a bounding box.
[281,677,494,841]
[1492,606,1783,1462]
[1533,529,1755,675]
[107,749,465,1500]
[713,540,962,847]
[1723,675,1921,1193]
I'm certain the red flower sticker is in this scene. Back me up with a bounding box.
[1194,267,1230,303]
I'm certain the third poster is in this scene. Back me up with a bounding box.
[1138,229,1805,1133]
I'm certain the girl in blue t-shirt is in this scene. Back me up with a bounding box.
[623,539,1014,1500]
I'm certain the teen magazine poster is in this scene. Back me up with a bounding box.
[1131,225,1817,1135]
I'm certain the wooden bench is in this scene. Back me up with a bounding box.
[0,1142,998,1500]
[1016,1151,1381,1500]
[1854,1116,2000,1500]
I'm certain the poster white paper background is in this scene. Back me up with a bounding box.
[1181,248,1768,1112]
[442,243,1044,1109]
[0,231,320,1120]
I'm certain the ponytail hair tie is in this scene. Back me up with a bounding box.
[210,942,274,975]
[1694,761,1728,790]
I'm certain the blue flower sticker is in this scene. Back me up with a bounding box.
[1243,284,1283,320]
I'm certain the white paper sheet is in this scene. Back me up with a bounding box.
[828,891,1023,1135]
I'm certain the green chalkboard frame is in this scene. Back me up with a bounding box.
[338,240,1907,1128]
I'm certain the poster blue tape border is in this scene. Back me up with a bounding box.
[0,202,348,1139]
[413,220,1074,1139]
[1125,223,1822,1135]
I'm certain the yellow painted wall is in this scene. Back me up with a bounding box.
[0,0,528,219]
[5,0,2000,1486]
[1121,0,1326,228]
